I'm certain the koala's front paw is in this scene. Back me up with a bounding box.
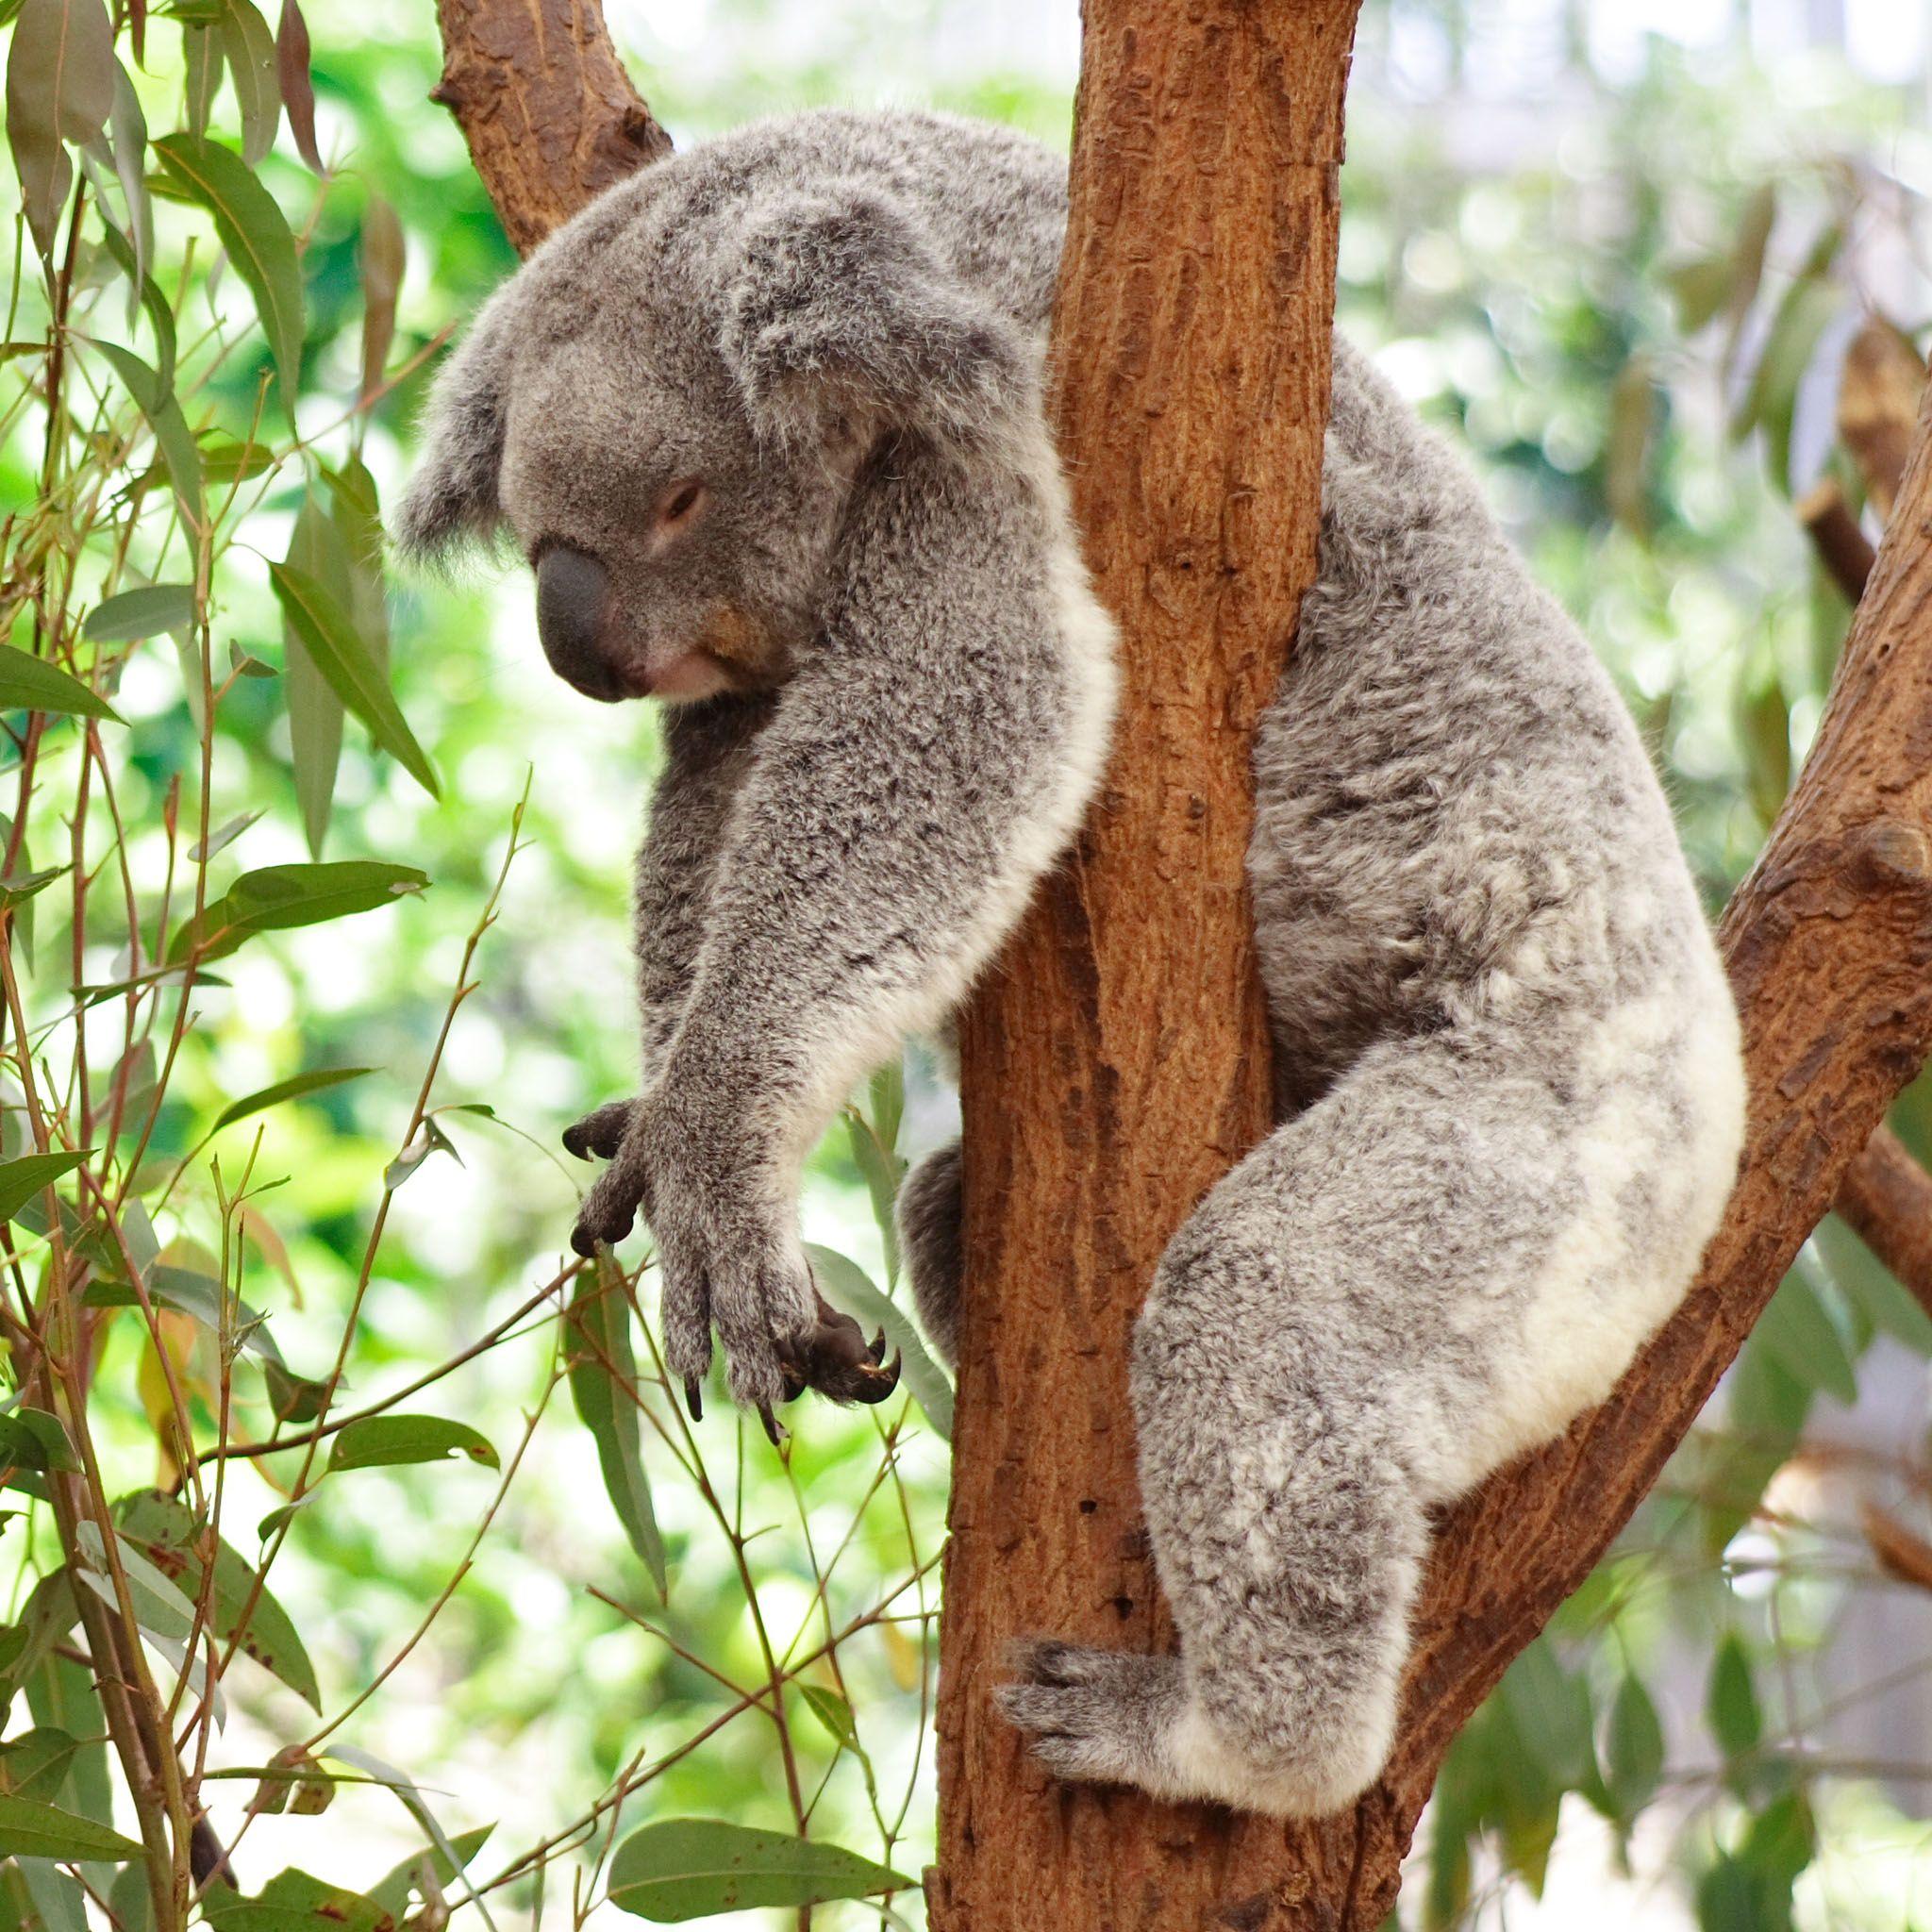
[568,1100,900,1436]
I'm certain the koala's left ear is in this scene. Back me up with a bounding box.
[394,290,519,564]
[718,183,1034,447]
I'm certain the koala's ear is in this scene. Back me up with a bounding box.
[394,293,517,564]
[718,184,1034,447]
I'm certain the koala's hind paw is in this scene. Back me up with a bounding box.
[996,1642,1188,1796]
[563,1098,636,1162]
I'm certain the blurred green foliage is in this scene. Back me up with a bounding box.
[0,1,1928,1929]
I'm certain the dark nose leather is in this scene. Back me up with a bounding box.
[535,547,620,702]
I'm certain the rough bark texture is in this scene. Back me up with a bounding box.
[934,7,1366,1928]
[432,5,1932,1927]
[430,0,669,256]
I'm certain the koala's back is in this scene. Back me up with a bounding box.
[535,108,1069,346]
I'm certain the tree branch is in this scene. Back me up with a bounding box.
[1837,1125,1932,1321]
[429,0,669,256]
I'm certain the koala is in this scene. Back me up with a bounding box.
[398,108,1746,1821]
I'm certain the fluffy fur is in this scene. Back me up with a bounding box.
[399,108,1746,1819]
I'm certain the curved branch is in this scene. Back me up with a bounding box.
[1838,1125,1932,1321]
[429,0,670,256]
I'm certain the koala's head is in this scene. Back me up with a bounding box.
[396,161,1035,707]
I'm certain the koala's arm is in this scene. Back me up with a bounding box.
[574,435,1115,1410]
[563,694,774,1163]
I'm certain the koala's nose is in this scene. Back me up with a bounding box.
[535,547,622,702]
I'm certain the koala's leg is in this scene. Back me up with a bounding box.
[896,1139,963,1369]
[1002,997,1740,1815]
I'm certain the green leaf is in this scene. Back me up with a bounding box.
[94,218,174,399]
[203,1868,393,1932]
[1498,1637,1593,1792]
[0,1152,90,1224]
[0,1408,78,1475]
[1707,1632,1761,1761]
[0,1727,81,1803]
[1697,1856,1756,1932]
[358,194,404,404]
[606,1820,910,1923]
[799,1684,858,1752]
[91,340,202,532]
[5,0,115,254]
[566,1252,667,1596]
[0,1792,142,1860]
[368,1824,493,1918]
[0,868,67,913]
[85,584,193,642]
[1815,1212,1932,1356]
[1754,1270,1859,1406]
[269,563,439,798]
[152,132,303,418]
[214,1065,374,1132]
[99,58,152,307]
[169,859,427,965]
[1602,1671,1664,1818]
[115,1491,322,1710]
[326,1415,498,1474]
[216,0,279,167]
[844,1108,906,1286]
[282,495,348,855]
[0,645,120,724]
[73,1521,196,1644]
[805,1243,952,1441]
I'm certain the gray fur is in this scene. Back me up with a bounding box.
[400,108,1745,1818]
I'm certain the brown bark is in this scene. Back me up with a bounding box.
[432,6,1932,1927]
[429,0,669,256]
[1798,475,1876,603]
[1838,1124,1932,1321]
[936,6,1365,1927]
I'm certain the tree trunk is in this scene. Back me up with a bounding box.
[428,6,1932,1927]
[933,3,1366,1928]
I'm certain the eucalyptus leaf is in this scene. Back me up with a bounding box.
[566,1252,667,1595]
[269,563,439,798]
[214,1064,374,1131]
[168,859,428,965]
[0,1792,142,1861]
[0,645,121,724]
[606,1820,909,1923]
[326,1415,499,1474]
[85,584,193,641]
[0,1151,91,1224]
[153,132,304,418]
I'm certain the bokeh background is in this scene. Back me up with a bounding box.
[5,0,1932,1926]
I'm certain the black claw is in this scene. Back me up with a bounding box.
[563,1126,590,1159]
[866,1326,888,1366]
[570,1225,597,1259]
[758,1402,784,1447]
[684,1376,703,1423]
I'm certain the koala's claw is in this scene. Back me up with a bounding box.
[997,1641,1187,1795]
[775,1292,903,1407]
[682,1375,704,1424]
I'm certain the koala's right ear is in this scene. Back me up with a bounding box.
[394,294,517,564]
[717,182,1033,449]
